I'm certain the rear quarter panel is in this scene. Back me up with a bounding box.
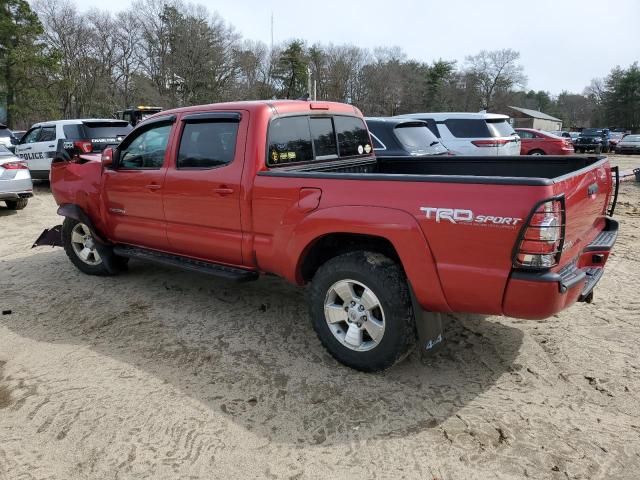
[251,174,552,315]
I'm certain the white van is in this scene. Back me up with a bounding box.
[395,112,521,156]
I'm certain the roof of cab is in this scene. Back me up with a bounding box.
[157,100,363,118]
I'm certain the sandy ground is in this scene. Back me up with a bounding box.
[0,155,639,480]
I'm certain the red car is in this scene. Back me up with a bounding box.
[516,128,575,155]
[36,100,618,371]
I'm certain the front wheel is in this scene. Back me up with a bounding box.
[528,149,545,156]
[62,218,125,276]
[309,251,416,372]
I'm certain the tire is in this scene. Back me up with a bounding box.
[595,145,602,154]
[62,217,124,276]
[528,149,545,156]
[5,198,28,210]
[309,251,416,372]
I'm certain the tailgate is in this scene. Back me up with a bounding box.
[552,157,613,261]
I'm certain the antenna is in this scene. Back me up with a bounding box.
[270,12,274,52]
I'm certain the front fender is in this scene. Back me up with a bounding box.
[268,205,451,313]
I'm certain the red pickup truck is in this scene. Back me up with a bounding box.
[38,100,619,371]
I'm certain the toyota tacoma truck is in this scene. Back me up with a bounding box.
[36,100,619,372]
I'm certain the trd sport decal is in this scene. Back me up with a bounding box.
[420,207,523,227]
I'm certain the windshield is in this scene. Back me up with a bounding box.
[609,132,624,139]
[622,135,640,142]
[486,119,516,137]
[581,128,603,136]
[394,123,448,155]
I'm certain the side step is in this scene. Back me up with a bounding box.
[113,246,259,282]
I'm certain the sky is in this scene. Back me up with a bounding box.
[72,0,640,95]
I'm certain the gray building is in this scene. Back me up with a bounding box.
[507,106,562,132]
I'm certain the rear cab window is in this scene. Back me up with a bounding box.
[267,114,371,167]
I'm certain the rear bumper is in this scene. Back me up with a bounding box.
[502,217,618,320]
[0,191,33,200]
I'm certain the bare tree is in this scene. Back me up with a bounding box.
[465,49,526,111]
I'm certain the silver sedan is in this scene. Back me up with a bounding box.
[0,145,33,210]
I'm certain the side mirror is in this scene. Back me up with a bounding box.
[102,147,114,167]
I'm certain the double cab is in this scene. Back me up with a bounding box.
[39,100,619,371]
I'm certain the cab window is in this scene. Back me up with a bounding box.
[334,116,371,157]
[268,116,313,165]
[21,127,41,144]
[119,123,172,169]
[178,121,239,169]
[39,126,57,142]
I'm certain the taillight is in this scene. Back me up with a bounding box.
[2,161,28,170]
[513,197,566,269]
[471,139,510,147]
[74,140,93,153]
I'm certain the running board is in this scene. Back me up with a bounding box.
[113,246,259,282]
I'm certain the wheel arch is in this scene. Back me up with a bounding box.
[282,206,451,313]
[57,203,110,245]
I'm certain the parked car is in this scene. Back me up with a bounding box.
[0,124,18,150]
[615,134,640,154]
[608,132,625,150]
[11,130,27,142]
[36,100,618,372]
[395,112,520,156]
[574,128,610,153]
[515,128,574,155]
[365,117,449,157]
[14,119,132,180]
[0,145,33,210]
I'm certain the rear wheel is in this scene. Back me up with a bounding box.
[309,251,416,372]
[5,198,28,210]
[528,149,545,156]
[62,218,124,276]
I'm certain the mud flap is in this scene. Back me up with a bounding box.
[32,225,63,248]
[415,309,444,358]
[408,284,445,359]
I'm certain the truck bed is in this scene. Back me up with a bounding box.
[260,155,606,186]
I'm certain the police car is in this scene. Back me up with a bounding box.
[14,119,132,180]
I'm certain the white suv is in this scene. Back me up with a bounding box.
[395,112,520,156]
[14,119,132,180]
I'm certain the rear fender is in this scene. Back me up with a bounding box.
[283,206,451,313]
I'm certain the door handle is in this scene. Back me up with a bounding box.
[48,144,55,148]
[145,184,161,191]
[214,187,234,195]
[23,146,32,151]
